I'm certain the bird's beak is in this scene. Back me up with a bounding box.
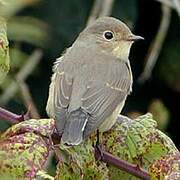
[127,34,144,42]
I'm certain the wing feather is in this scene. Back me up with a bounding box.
[82,61,132,137]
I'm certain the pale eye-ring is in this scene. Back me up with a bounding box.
[103,31,114,40]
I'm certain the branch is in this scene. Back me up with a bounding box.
[138,4,171,83]
[94,147,150,180]
[173,0,180,17]
[155,0,175,8]
[155,0,180,17]
[17,80,40,119]
[0,49,42,105]
[87,0,102,25]
[0,106,28,123]
[99,0,115,17]
[87,0,114,25]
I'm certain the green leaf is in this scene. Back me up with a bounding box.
[0,118,55,179]
[150,152,180,179]
[54,114,179,179]
[148,99,170,130]
[55,143,109,180]
[0,16,10,83]
[102,113,178,179]
[7,17,50,47]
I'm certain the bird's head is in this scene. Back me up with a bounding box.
[79,17,144,60]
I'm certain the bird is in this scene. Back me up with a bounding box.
[46,16,144,146]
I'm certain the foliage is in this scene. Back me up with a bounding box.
[0,0,39,17]
[148,99,170,130]
[0,118,55,179]
[0,113,179,179]
[103,114,179,179]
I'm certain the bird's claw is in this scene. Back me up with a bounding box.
[94,143,104,161]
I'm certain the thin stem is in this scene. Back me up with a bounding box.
[0,49,42,105]
[87,0,102,25]
[155,0,175,8]
[138,4,171,83]
[94,146,150,180]
[0,106,28,123]
[99,0,115,17]
[173,0,180,17]
[87,0,114,25]
[17,80,40,119]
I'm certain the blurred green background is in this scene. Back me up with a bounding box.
[0,0,179,172]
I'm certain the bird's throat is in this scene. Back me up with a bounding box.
[112,42,132,60]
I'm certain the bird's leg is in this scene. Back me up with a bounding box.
[94,129,104,161]
[96,129,100,146]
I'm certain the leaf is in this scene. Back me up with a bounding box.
[0,16,10,84]
[150,152,180,180]
[54,114,179,179]
[102,113,178,179]
[0,118,55,179]
[148,99,170,130]
[7,17,50,47]
[36,170,54,180]
[55,143,109,180]
[0,0,40,17]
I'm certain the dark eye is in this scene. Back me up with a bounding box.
[104,31,114,40]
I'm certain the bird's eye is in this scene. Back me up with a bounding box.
[103,31,114,40]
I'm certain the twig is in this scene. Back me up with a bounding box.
[17,80,40,119]
[0,49,42,105]
[173,0,180,17]
[0,106,28,123]
[99,0,115,17]
[155,0,175,8]
[87,0,114,25]
[87,0,102,25]
[138,4,171,83]
[94,146,150,180]
[155,0,180,17]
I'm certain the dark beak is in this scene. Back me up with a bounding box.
[127,34,144,42]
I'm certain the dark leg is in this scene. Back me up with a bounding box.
[94,129,104,161]
[96,129,100,146]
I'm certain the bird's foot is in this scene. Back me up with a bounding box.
[94,143,104,161]
[93,129,104,160]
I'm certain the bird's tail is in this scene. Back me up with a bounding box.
[61,109,88,145]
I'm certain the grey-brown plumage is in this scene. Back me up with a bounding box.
[46,17,143,145]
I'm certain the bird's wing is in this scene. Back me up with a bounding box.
[46,56,73,133]
[82,61,132,137]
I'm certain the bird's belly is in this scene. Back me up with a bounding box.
[99,101,125,132]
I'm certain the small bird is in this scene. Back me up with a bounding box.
[46,17,143,145]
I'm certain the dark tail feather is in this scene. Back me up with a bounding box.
[61,109,88,145]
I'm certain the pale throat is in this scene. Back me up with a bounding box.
[112,41,132,60]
